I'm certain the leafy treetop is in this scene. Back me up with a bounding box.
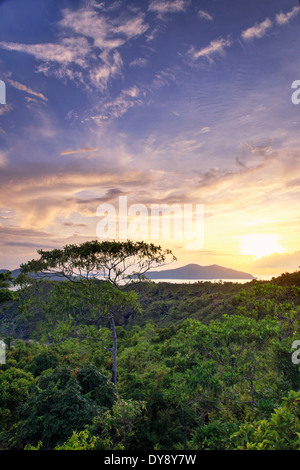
[19,240,176,288]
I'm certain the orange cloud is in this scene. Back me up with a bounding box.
[60,147,99,156]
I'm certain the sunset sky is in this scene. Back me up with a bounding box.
[0,0,300,277]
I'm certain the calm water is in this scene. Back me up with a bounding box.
[9,275,277,290]
[149,275,275,284]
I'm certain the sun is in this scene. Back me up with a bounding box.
[240,234,284,259]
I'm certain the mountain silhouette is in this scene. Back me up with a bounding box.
[1,264,255,282]
[145,263,255,280]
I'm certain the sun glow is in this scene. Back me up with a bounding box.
[240,234,284,259]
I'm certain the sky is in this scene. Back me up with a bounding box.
[0,0,300,276]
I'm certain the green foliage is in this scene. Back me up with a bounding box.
[0,367,34,431]
[0,271,14,304]
[19,240,176,286]
[90,397,146,450]
[0,289,14,304]
[76,362,116,408]
[16,240,175,386]
[0,271,13,289]
[186,419,238,450]
[27,350,60,377]
[235,281,300,338]
[24,440,43,450]
[54,430,98,450]
[232,390,300,450]
[10,363,116,449]
[0,262,300,450]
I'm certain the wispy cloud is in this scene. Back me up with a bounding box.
[0,103,12,116]
[276,6,300,26]
[7,78,48,102]
[150,68,177,89]
[63,222,88,227]
[198,10,213,21]
[129,57,148,67]
[0,37,90,67]
[60,147,99,156]
[188,37,232,62]
[0,3,148,92]
[148,0,187,16]
[241,18,272,41]
[59,6,148,49]
[95,86,142,120]
[89,50,123,91]
[93,1,123,13]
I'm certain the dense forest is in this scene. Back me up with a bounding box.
[0,249,299,451]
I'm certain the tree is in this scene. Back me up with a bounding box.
[18,240,176,385]
[0,271,13,289]
[0,367,34,431]
[231,390,300,450]
[12,363,116,449]
[0,271,14,304]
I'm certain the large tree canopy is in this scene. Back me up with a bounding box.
[19,240,176,287]
[17,240,176,385]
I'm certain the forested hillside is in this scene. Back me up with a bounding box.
[0,271,299,450]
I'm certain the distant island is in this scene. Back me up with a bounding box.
[1,264,255,282]
[145,263,255,280]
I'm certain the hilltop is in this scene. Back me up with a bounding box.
[146,263,255,280]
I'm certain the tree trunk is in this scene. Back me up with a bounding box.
[110,316,118,386]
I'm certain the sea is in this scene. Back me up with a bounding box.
[148,275,275,284]
[8,275,277,290]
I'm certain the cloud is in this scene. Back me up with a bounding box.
[0,208,13,220]
[7,78,48,102]
[60,6,148,47]
[0,145,152,230]
[5,241,55,249]
[0,4,148,92]
[198,10,213,21]
[0,152,7,167]
[0,37,90,67]
[92,1,123,12]
[63,222,88,227]
[241,18,272,41]
[89,50,123,90]
[0,225,87,269]
[90,86,142,121]
[0,103,12,116]
[60,147,99,156]
[253,251,300,271]
[276,6,300,26]
[0,226,53,242]
[148,0,187,15]
[200,127,211,134]
[188,37,232,62]
[74,187,125,206]
[150,68,177,89]
[129,57,148,67]
[244,139,274,159]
